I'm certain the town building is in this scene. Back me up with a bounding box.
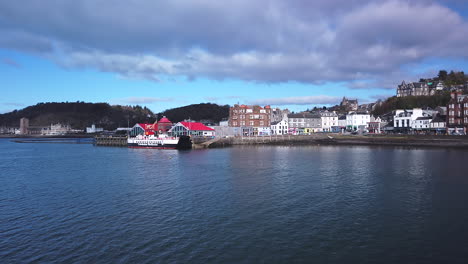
[86,124,104,133]
[430,114,446,134]
[229,104,271,128]
[48,124,74,135]
[219,118,229,127]
[228,104,272,136]
[288,113,321,134]
[447,91,468,134]
[413,116,432,132]
[346,111,370,131]
[394,109,420,132]
[169,122,215,137]
[0,127,17,134]
[396,80,444,97]
[340,97,358,111]
[393,108,437,133]
[367,116,383,134]
[27,126,50,135]
[19,117,29,135]
[129,123,158,137]
[319,110,338,132]
[271,108,290,123]
[271,119,289,135]
[211,126,241,137]
[337,115,347,128]
[332,115,347,133]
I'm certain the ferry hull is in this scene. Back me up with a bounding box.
[127,143,178,149]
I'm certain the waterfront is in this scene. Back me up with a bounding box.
[1,138,468,263]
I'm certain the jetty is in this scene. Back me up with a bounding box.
[94,135,127,147]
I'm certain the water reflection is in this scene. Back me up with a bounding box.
[2,141,468,263]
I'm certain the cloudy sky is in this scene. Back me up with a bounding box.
[1,0,468,113]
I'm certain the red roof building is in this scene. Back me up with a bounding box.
[169,121,215,137]
[130,123,158,136]
[157,116,173,133]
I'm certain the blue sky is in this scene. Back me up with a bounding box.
[1,0,468,114]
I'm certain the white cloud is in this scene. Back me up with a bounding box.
[0,0,467,87]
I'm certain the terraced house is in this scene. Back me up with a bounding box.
[288,113,321,134]
[447,91,468,134]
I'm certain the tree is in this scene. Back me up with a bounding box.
[438,70,448,81]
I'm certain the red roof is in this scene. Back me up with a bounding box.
[180,122,214,131]
[158,117,172,123]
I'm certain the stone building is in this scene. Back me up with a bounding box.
[447,91,468,134]
[270,107,290,123]
[19,117,29,135]
[229,104,271,128]
[396,80,444,97]
[340,97,358,111]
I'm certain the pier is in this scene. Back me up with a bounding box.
[94,136,127,147]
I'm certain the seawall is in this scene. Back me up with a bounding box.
[203,134,468,149]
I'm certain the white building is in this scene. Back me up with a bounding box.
[219,120,229,127]
[86,124,104,133]
[367,116,383,134]
[394,108,437,132]
[255,127,272,136]
[346,111,371,131]
[430,115,446,134]
[319,111,338,132]
[271,119,289,135]
[169,121,215,137]
[338,116,347,127]
[48,123,71,135]
[413,117,432,131]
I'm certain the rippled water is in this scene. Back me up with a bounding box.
[1,138,468,263]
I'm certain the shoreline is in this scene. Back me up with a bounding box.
[205,134,468,149]
[3,133,468,149]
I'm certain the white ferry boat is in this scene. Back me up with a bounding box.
[127,134,180,149]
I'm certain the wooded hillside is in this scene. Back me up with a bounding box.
[372,92,451,116]
[0,102,155,130]
[157,103,230,123]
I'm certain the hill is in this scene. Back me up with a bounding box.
[372,91,451,116]
[158,103,230,123]
[0,102,155,130]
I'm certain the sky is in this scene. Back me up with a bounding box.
[1,0,468,114]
